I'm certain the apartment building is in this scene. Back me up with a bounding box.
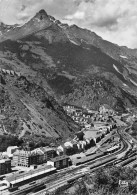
[47,155,70,169]
[40,147,56,162]
[13,149,43,167]
[13,147,56,167]
[0,159,11,175]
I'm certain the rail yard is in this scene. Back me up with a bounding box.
[0,105,137,195]
[0,126,134,195]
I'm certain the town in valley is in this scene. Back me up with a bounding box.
[0,104,137,194]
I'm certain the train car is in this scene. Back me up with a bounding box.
[124,148,135,158]
[75,152,104,166]
[31,183,45,193]
[68,177,78,184]
[116,156,136,167]
[6,165,56,189]
[8,186,18,192]
[89,155,117,170]
[116,141,132,160]
[85,151,104,158]
[105,144,120,154]
[29,181,36,185]
[67,174,84,184]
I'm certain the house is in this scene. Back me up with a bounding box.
[2,69,6,74]
[6,70,11,75]
[64,142,73,148]
[57,145,64,154]
[75,131,84,141]
[71,141,79,153]
[10,70,15,76]
[85,138,90,145]
[56,148,64,156]
[63,145,75,156]
[84,138,91,149]
[47,155,70,169]
[2,152,13,160]
[15,72,21,77]
[79,140,86,149]
[85,124,91,129]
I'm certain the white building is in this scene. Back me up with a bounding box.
[7,146,18,155]
[64,142,73,148]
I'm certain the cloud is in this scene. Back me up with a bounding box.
[0,0,137,48]
[64,0,137,48]
[0,0,54,24]
[0,0,76,24]
[66,11,85,20]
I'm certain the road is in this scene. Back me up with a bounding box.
[9,126,133,195]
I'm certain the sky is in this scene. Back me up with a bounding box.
[0,0,137,48]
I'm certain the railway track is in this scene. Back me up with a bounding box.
[125,159,137,168]
[10,127,132,195]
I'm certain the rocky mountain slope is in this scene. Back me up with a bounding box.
[0,9,137,143]
[0,70,79,147]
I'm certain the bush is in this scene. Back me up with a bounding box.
[62,166,137,195]
[0,135,24,152]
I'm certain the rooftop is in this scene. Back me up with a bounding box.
[49,155,69,162]
[13,147,55,156]
[40,147,55,152]
[13,150,32,156]
[0,158,10,163]
[6,165,54,182]
[7,146,18,150]
[0,159,5,163]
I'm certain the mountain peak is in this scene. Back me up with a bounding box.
[38,9,48,16]
[34,9,49,21]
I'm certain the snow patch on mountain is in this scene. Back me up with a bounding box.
[123,83,128,87]
[120,55,128,59]
[83,47,90,50]
[129,78,137,87]
[67,34,80,46]
[69,39,80,46]
[113,64,122,74]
